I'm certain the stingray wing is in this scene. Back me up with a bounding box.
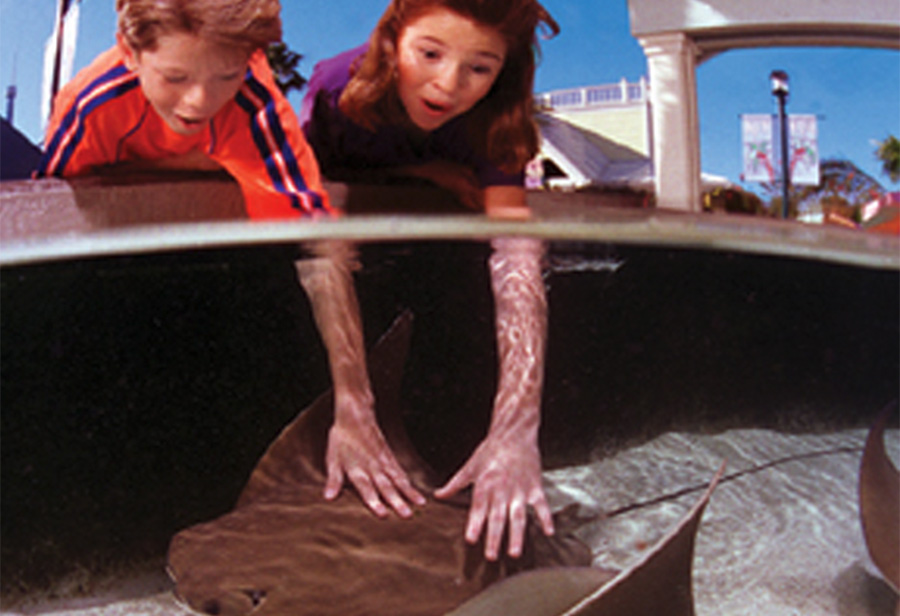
[448,462,726,616]
[859,405,900,593]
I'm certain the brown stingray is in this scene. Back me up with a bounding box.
[859,405,900,594]
[447,462,726,616]
[167,311,593,616]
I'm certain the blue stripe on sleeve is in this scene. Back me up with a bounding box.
[236,73,325,213]
[36,64,139,176]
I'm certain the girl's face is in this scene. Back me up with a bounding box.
[395,8,507,132]
[119,31,250,136]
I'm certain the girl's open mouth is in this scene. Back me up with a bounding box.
[423,99,450,114]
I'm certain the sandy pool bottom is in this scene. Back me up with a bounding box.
[3,427,897,616]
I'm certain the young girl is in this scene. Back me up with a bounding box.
[300,0,559,561]
[300,0,557,216]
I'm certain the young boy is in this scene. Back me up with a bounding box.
[36,0,331,219]
[36,0,422,533]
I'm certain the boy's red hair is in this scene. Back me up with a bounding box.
[116,0,282,53]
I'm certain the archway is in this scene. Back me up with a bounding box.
[627,0,900,211]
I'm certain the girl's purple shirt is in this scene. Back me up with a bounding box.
[299,44,523,188]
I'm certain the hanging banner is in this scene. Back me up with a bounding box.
[787,114,819,186]
[741,114,775,183]
[742,113,820,186]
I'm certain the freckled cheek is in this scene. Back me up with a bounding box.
[396,65,423,110]
[396,60,425,94]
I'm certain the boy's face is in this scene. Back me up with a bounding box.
[395,8,506,132]
[119,32,250,136]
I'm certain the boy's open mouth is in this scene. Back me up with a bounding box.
[174,112,207,128]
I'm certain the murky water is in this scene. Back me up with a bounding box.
[2,240,898,614]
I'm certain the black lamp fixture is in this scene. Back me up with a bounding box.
[770,70,789,98]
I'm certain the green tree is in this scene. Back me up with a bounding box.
[875,135,900,183]
[760,159,883,220]
[265,42,307,96]
[703,186,768,216]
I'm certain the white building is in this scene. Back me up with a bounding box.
[533,79,730,194]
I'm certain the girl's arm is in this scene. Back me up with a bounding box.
[295,241,425,518]
[436,228,555,561]
[484,185,531,219]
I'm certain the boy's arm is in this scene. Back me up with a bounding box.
[36,48,139,178]
[244,68,416,511]
[214,50,333,220]
[295,241,426,517]
[37,98,121,178]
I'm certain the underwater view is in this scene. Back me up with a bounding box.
[1,237,897,615]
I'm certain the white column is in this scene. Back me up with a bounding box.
[640,76,652,157]
[639,33,702,212]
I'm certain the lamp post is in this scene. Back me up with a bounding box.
[770,70,790,219]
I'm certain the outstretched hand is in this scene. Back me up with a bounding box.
[324,396,426,518]
[440,236,554,561]
[294,245,426,521]
[434,431,554,561]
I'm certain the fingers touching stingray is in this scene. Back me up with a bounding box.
[448,462,726,616]
[167,311,592,616]
[168,310,727,615]
[235,309,438,505]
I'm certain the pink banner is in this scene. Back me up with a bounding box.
[741,114,774,182]
[742,114,819,186]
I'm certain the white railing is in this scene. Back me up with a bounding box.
[536,78,648,110]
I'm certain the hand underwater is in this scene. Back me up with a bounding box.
[439,236,554,561]
[435,431,554,561]
[295,243,426,520]
[325,393,426,518]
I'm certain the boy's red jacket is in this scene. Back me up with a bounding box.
[37,46,333,219]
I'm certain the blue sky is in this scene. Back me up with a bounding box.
[2,0,897,192]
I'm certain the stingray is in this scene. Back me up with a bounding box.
[167,310,723,615]
[448,461,725,616]
[859,404,900,594]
